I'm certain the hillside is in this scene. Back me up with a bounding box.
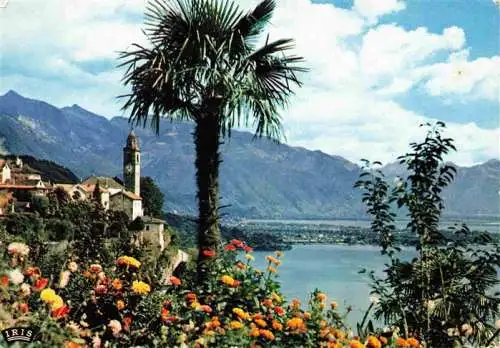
[0,90,498,219]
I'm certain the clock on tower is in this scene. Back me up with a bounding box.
[123,131,141,196]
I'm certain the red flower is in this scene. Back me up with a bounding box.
[52,305,70,319]
[25,267,41,278]
[186,293,197,302]
[95,284,107,295]
[200,305,212,313]
[34,278,48,291]
[274,306,285,316]
[169,276,182,286]
[123,316,132,331]
[224,245,236,251]
[18,303,29,313]
[243,245,253,253]
[202,249,216,257]
[1,276,8,287]
[231,239,244,248]
[161,307,170,321]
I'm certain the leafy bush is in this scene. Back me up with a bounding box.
[356,122,500,347]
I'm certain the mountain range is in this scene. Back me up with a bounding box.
[0,90,498,219]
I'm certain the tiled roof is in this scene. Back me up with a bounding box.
[81,176,123,189]
[110,190,142,200]
[80,184,109,193]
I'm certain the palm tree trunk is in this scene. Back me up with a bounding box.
[194,113,222,281]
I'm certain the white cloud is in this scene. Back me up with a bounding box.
[354,0,406,22]
[0,0,498,166]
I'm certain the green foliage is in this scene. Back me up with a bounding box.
[356,122,500,347]
[140,176,164,217]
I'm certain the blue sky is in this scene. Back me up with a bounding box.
[0,0,498,165]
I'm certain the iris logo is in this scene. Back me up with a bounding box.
[1,327,37,343]
[0,0,8,9]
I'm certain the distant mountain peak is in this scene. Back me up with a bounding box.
[2,90,23,99]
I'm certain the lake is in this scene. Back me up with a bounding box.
[251,244,416,328]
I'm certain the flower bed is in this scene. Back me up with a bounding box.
[0,240,420,347]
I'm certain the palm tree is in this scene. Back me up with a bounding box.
[119,0,305,279]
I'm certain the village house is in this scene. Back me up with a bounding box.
[0,157,51,213]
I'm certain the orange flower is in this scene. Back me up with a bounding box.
[267,266,277,273]
[330,301,338,310]
[200,305,212,313]
[34,278,48,291]
[112,279,122,290]
[202,249,216,257]
[64,341,83,348]
[396,338,409,347]
[116,300,125,311]
[349,340,364,348]
[366,335,382,348]
[272,320,283,331]
[316,293,327,302]
[262,299,273,307]
[290,298,301,309]
[186,292,197,302]
[82,271,91,278]
[243,245,253,253]
[406,338,420,347]
[379,336,388,345]
[286,317,304,330]
[52,305,70,319]
[255,319,267,328]
[235,262,246,270]
[265,256,281,266]
[303,312,311,320]
[18,303,29,313]
[259,329,275,341]
[169,276,182,286]
[249,327,260,337]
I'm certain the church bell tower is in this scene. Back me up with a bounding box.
[123,131,140,196]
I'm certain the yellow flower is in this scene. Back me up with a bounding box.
[275,251,284,258]
[132,281,150,295]
[230,321,243,329]
[40,288,57,303]
[232,308,250,320]
[221,275,237,287]
[245,254,254,261]
[50,295,64,310]
[271,292,282,303]
[117,256,141,268]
